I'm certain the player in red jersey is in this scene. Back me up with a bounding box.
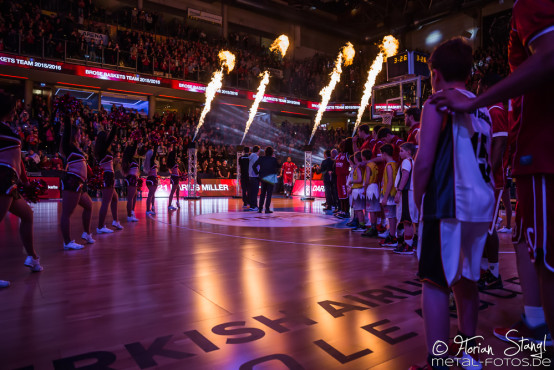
[476,73,509,291]
[430,0,554,347]
[334,138,353,219]
[280,157,297,198]
[404,107,421,149]
[352,124,373,152]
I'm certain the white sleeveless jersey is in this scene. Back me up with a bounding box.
[422,89,495,223]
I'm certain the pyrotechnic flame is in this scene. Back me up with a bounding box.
[309,42,356,144]
[241,71,270,144]
[193,50,235,141]
[218,50,235,73]
[352,35,398,136]
[269,35,290,57]
[342,42,355,67]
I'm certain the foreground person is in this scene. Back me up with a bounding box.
[0,92,43,288]
[411,37,495,370]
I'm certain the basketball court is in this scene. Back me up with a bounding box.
[0,197,546,369]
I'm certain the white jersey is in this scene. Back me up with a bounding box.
[422,89,495,223]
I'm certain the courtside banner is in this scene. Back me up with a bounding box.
[139,178,237,197]
[292,180,326,198]
[29,177,61,199]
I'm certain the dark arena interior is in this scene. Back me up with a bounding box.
[1,0,554,369]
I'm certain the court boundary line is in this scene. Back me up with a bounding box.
[147,212,515,254]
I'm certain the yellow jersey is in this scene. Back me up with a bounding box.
[365,162,378,185]
[381,161,398,197]
[352,166,364,189]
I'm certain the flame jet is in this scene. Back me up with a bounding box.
[352,35,399,136]
[309,42,355,144]
[241,35,290,144]
[193,50,235,141]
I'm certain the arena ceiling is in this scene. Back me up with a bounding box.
[206,0,499,42]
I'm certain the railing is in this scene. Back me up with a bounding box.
[1,33,357,101]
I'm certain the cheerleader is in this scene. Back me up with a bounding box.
[60,117,94,249]
[144,146,158,215]
[122,139,139,222]
[0,93,42,288]
[167,145,181,211]
[94,125,123,233]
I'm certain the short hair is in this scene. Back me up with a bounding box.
[405,107,421,122]
[380,144,394,157]
[480,73,502,88]
[324,149,331,157]
[252,145,260,153]
[377,127,392,139]
[354,151,362,163]
[331,149,338,158]
[401,142,417,157]
[373,124,383,134]
[359,124,370,135]
[361,149,372,160]
[243,146,250,154]
[265,146,274,156]
[428,37,473,82]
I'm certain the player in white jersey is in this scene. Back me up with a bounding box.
[411,38,495,370]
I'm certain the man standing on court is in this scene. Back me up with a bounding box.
[248,145,260,211]
[239,147,250,209]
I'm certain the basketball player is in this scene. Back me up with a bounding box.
[411,37,495,370]
[334,138,353,219]
[60,117,94,250]
[94,125,123,233]
[281,157,297,198]
[393,143,418,254]
[0,93,43,288]
[430,0,554,347]
[404,107,421,148]
[352,123,372,152]
[476,73,508,290]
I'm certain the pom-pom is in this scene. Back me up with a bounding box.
[179,173,189,181]
[18,179,48,203]
[87,166,105,192]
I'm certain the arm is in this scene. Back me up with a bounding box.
[413,102,444,210]
[430,32,554,112]
[253,158,260,175]
[395,169,410,203]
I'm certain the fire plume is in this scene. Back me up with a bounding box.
[309,42,355,144]
[241,35,290,144]
[269,35,290,57]
[193,50,235,141]
[352,35,398,136]
[241,71,270,144]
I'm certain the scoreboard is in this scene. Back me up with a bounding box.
[387,51,430,80]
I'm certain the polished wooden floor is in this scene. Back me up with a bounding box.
[0,197,549,369]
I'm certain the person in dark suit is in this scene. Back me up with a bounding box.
[253,146,280,213]
[238,147,250,208]
[319,149,335,211]
[330,149,339,212]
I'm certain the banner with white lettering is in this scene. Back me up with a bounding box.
[292,180,326,198]
[139,178,237,197]
[187,8,222,25]
[78,30,109,46]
